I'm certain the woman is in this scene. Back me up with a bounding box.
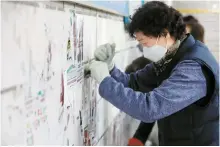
[183,15,205,43]
[86,1,219,145]
[128,15,207,146]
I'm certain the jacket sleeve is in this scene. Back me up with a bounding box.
[109,63,156,88]
[99,60,207,123]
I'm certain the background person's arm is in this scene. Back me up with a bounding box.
[128,121,155,145]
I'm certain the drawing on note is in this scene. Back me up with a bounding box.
[60,73,64,106]
[83,127,91,146]
[72,12,77,64]
[71,13,84,65]
[77,17,84,64]
[67,37,73,61]
[67,13,74,64]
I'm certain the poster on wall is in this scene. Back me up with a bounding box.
[62,12,85,146]
[1,2,30,91]
[18,4,69,145]
[22,4,71,145]
[63,12,84,107]
[1,2,37,145]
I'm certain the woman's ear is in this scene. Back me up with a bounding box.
[185,25,191,34]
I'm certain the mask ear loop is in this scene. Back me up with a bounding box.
[156,36,159,45]
[165,36,168,49]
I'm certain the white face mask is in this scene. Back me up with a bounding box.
[143,36,168,62]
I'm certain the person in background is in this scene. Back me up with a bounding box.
[125,57,152,74]
[86,1,219,145]
[127,15,206,146]
[125,57,158,146]
[183,15,205,43]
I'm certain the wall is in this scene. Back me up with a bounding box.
[1,1,142,145]
[3,1,218,146]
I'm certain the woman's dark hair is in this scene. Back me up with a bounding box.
[128,1,186,40]
[189,22,205,43]
[183,15,205,43]
[183,15,199,24]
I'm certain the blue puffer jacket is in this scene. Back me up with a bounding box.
[98,35,219,145]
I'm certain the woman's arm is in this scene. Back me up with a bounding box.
[99,60,207,122]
